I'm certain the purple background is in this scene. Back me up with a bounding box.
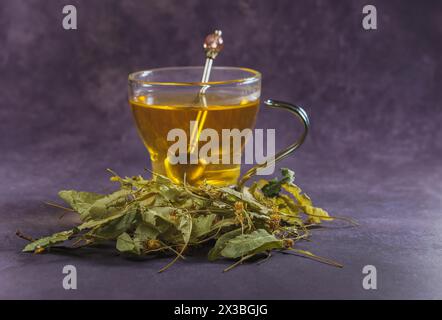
[1,0,441,299]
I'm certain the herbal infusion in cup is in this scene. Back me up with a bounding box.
[129,88,260,186]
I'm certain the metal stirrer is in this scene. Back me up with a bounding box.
[200,30,223,94]
[188,30,224,154]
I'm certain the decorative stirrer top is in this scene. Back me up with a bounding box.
[203,30,224,60]
[200,30,223,84]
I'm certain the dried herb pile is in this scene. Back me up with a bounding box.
[20,168,351,272]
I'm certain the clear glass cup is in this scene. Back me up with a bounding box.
[128,66,309,187]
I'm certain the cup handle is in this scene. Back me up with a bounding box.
[236,99,310,190]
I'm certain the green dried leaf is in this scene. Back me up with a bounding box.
[191,214,216,240]
[208,228,242,261]
[58,190,104,220]
[141,207,177,233]
[211,217,238,231]
[178,214,192,244]
[282,183,332,224]
[91,205,138,239]
[76,211,127,231]
[59,189,132,222]
[23,230,74,252]
[220,229,284,259]
[134,222,160,241]
[116,232,140,254]
[87,189,132,220]
[220,186,270,218]
[262,168,295,197]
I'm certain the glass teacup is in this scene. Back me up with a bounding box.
[128,66,309,187]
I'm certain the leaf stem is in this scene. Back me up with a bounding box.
[16,230,34,242]
[285,248,343,268]
[223,253,255,272]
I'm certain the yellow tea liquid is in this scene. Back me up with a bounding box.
[130,93,259,186]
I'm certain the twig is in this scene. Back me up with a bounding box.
[158,247,185,273]
[223,254,255,272]
[284,248,343,268]
[158,214,193,273]
[16,230,34,242]
[257,252,272,265]
[44,201,75,212]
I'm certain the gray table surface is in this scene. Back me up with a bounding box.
[1,0,441,299]
[1,136,441,299]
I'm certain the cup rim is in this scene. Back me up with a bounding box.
[128,66,261,86]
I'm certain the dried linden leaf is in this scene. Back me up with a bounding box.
[116,232,139,254]
[23,230,73,253]
[208,228,242,261]
[220,229,284,259]
[20,167,346,272]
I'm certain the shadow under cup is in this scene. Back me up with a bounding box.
[128,66,262,186]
